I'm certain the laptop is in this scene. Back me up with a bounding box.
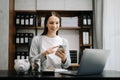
[59,49,110,76]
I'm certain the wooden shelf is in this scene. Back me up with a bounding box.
[69,64,80,70]
[15,44,29,47]
[15,26,81,30]
[36,27,81,30]
[70,63,80,67]
[16,26,36,29]
[81,26,92,29]
[60,27,80,30]
[15,26,92,30]
[80,44,92,46]
[15,10,36,12]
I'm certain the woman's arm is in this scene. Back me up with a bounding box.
[61,39,71,68]
[29,36,46,63]
[29,36,40,62]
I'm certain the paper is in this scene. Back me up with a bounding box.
[54,68,68,72]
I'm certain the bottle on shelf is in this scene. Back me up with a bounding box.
[15,33,20,44]
[29,14,34,26]
[21,52,25,59]
[20,33,24,45]
[25,52,29,59]
[83,16,87,26]
[17,52,21,59]
[28,33,33,46]
[87,16,91,26]
[15,14,20,26]
[21,14,25,26]
[25,33,29,45]
[25,14,29,26]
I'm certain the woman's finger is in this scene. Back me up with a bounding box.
[51,46,59,49]
[56,50,64,58]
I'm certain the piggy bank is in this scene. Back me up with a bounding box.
[14,59,30,74]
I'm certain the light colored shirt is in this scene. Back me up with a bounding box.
[29,35,71,71]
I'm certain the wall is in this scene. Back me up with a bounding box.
[103,0,120,71]
[0,0,9,70]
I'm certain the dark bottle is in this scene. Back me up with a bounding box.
[25,14,29,26]
[21,52,25,59]
[16,33,20,44]
[17,52,21,59]
[83,16,87,26]
[25,33,29,45]
[87,16,91,26]
[25,52,29,59]
[15,14,20,26]
[21,15,25,26]
[29,14,34,26]
[20,33,24,45]
[28,33,33,46]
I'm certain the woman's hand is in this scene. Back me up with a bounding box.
[42,46,58,56]
[55,49,66,64]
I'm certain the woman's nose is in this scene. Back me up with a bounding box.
[53,23,56,27]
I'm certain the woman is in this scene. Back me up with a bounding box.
[29,11,71,71]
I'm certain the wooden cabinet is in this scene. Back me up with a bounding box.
[14,0,93,10]
[37,0,93,10]
[15,0,36,10]
[36,0,64,10]
[65,0,93,10]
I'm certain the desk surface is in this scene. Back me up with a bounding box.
[0,70,120,79]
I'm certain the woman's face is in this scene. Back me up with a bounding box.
[46,15,60,33]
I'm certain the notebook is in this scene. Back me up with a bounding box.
[59,49,110,76]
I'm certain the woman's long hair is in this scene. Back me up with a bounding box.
[41,11,61,35]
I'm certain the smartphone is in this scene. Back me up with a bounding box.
[57,45,66,52]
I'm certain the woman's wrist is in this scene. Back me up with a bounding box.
[43,50,49,56]
[62,57,66,64]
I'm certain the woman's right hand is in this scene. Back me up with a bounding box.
[42,46,58,56]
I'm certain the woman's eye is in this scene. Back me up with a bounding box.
[49,22,59,24]
[56,22,59,24]
[49,22,54,24]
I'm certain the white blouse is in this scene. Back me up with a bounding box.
[29,35,71,71]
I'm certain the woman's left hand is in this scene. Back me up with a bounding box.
[55,49,66,64]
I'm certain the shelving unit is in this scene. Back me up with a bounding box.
[9,0,94,70]
[13,10,93,69]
